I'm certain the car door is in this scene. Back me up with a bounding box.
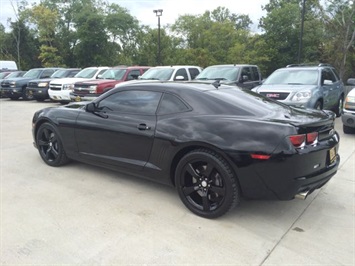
[321,68,338,109]
[75,89,162,170]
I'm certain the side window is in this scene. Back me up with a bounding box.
[241,67,252,82]
[157,93,190,115]
[96,69,107,78]
[251,67,260,81]
[321,68,336,84]
[41,69,54,78]
[127,70,141,80]
[188,68,200,80]
[174,68,188,80]
[98,90,162,115]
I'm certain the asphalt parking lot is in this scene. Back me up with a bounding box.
[1,98,354,265]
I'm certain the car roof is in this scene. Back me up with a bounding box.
[115,80,229,93]
[206,64,258,68]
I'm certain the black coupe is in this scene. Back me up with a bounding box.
[32,81,340,218]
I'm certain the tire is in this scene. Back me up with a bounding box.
[10,97,19,100]
[36,98,45,102]
[314,100,322,110]
[334,97,343,117]
[36,122,70,166]
[22,87,34,100]
[343,125,355,134]
[175,149,240,218]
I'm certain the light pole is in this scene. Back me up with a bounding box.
[153,9,163,65]
[297,0,306,64]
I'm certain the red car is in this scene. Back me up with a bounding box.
[70,66,150,101]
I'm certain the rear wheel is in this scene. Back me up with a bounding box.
[175,149,240,218]
[36,122,70,166]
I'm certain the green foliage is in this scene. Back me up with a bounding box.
[0,0,353,81]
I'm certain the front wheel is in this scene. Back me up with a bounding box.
[36,122,70,166]
[175,149,240,218]
[22,88,34,100]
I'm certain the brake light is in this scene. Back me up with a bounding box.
[289,134,306,147]
[289,132,318,148]
[306,132,318,144]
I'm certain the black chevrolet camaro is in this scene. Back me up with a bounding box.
[32,81,340,218]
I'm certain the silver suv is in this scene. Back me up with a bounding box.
[253,64,345,117]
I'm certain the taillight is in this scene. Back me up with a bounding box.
[289,134,306,147]
[306,132,318,144]
[289,132,318,148]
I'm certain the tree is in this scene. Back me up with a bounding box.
[321,0,355,80]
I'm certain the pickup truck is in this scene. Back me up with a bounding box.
[70,66,150,102]
[1,68,60,100]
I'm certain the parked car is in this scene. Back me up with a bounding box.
[253,64,345,116]
[0,71,26,98]
[1,68,60,100]
[26,68,81,102]
[195,64,262,89]
[48,66,109,104]
[70,66,150,102]
[32,81,340,218]
[342,78,355,134]
[137,65,201,81]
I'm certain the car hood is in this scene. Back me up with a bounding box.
[50,77,89,84]
[347,88,355,97]
[4,77,34,82]
[255,84,317,92]
[76,79,121,85]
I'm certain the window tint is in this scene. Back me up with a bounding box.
[127,70,141,80]
[188,68,200,80]
[251,67,260,81]
[174,68,188,80]
[241,67,252,81]
[321,68,336,83]
[42,69,55,78]
[98,90,162,115]
[158,93,190,115]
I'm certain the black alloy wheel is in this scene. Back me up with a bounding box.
[175,149,240,218]
[36,122,69,166]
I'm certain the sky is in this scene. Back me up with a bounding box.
[0,0,270,32]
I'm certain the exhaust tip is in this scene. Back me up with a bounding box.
[295,190,310,200]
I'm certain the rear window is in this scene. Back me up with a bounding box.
[208,88,291,116]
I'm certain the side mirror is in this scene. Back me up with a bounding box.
[97,74,103,79]
[323,79,332,85]
[347,78,355,85]
[175,75,185,81]
[86,102,97,112]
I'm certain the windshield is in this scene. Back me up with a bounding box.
[75,68,98,78]
[101,69,126,80]
[196,66,240,81]
[51,69,67,78]
[264,69,318,85]
[0,72,9,79]
[23,69,42,78]
[140,68,174,80]
[5,71,24,78]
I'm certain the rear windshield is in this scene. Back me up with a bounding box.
[208,88,291,116]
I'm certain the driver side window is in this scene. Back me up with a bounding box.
[98,90,162,115]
